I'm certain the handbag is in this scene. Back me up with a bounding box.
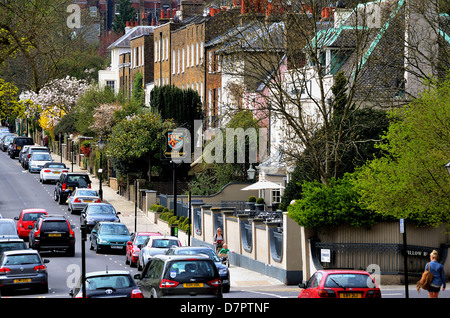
[416,262,433,292]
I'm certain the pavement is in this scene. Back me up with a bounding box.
[50,152,285,289]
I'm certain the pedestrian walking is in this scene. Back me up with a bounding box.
[427,250,446,298]
[213,228,224,253]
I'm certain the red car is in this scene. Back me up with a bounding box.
[14,209,48,240]
[125,232,162,267]
[298,269,381,298]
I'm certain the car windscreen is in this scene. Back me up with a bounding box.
[15,138,33,146]
[76,190,98,197]
[23,213,47,221]
[67,175,90,186]
[41,220,69,232]
[165,260,217,281]
[151,239,180,248]
[2,253,41,265]
[0,222,16,235]
[324,274,374,288]
[0,242,27,254]
[86,274,133,290]
[32,154,52,161]
[176,249,220,262]
[46,163,66,168]
[99,224,129,235]
[87,205,115,215]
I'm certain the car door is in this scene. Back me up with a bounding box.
[138,259,162,298]
[299,272,322,298]
[90,223,100,249]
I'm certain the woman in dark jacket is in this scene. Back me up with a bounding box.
[427,250,446,298]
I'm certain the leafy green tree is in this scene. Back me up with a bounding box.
[112,0,136,34]
[287,174,378,230]
[0,78,23,119]
[353,78,450,227]
[106,112,175,179]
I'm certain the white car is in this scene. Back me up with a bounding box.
[68,188,101,214]
[137,235,181,271]
[40,162,69,183]
[28,152,53,173]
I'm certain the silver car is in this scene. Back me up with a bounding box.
[68,188,101,214]
[137,235,181,271]
[39,162,68,183]
[28,152,53,173]
[0,250,49,295]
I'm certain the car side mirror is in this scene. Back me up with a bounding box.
[117,211,121,215]
[298,282,306,289]
[14,216,19,220]
[28,225,33,229]
[44,259,50,264]
[133,273,141,280]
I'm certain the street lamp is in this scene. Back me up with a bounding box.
[445,161,450,177]
[247,164,256,180]
[97,137,106,201]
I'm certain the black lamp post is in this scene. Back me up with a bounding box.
[97,137,106,201]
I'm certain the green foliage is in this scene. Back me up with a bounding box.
[150,204,165,212]
[0,79,23,119]
[256,197,265,204]
[106,112,175,175]
[247,196,256,202]
[132,72,144,107]
[353,78,450,227]
[287,175,377,230]
[112,0,136,33]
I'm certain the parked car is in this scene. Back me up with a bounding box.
[18,145,31,165]
[28,152,53,173]
[125,232,162,267]
[298,269,381,298]
[80,203,120,232]
[28,215,76,256]
[0,249,49,295]
[1,135,15,152]
[134,254,222,298]
[68,188,101,214]
[39,162,68,183]
[137,235,181,271]
[54,172,91,205]
[0,238,27,256]
[9,136,34,158]
[0,219,19,239]
[69,270,143,298]
[22,146,50,170]
[14,209,48,240]
[89,222,131,254]
[165,246,230,293]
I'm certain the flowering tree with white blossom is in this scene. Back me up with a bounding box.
[20,76,89,130]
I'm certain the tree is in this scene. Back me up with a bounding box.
[353,77,450,227]
[287,174,378,230]
[0,0,104,93]
[106,112,176,179]
[113,0,136,34]
[0,79,23,119]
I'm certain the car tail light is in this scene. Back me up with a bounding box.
[207,278,222,287]
[62,183,67,190]
[88,184,91,188]
[0,267,11,274]
[318,289,336,298]
[33,265,46,272]
[366,290,381,298]
[131,289,144,298]
[44,169,51,173]
[63,170,69,173]
[74,198,82,203]
[160,279,180,288]
[94,199,101,203]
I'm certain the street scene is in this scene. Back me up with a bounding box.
[0,0,449,304]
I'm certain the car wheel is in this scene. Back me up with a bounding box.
[58,194,65,205]
[125,254,130,265]
[53,191,58,202]
[137,260,143,271]
[67,247,75,257]
[151,288,158,298]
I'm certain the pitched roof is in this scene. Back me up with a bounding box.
[107,26,155,50]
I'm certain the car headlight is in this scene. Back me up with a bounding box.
[219,268,228,275]
[99,239,108,244]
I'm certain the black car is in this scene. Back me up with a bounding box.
[9,136,34,158]
[165,246,230,293]
[0,250,50,295]
[0,238,27,256]
[69,270,143,298]
[80,203,121,233]
[54,172,91,205]
[28,215,76,256]
[134,254,222,298]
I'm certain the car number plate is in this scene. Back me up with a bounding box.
[14,278,31,283]
[111,245,123,249]
[340,292,361,298]
[17,146,21,150]
[52,171,60,174]
[183,283,204,288]
[48,233,61,237]
[84,200,92,203]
